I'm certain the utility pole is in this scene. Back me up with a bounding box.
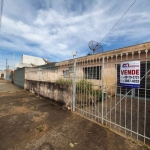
[12,52,14,71]
[6,59,7,70]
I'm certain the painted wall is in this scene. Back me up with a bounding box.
[21,55,46,66]
[14,68,25,88]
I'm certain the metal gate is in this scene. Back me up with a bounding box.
[73,50,150,145]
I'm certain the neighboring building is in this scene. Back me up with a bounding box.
[6,69,14,82]
[0,70,6,79]
[14,67,26,88]
[14,63,57,88]
[15,54,47,69]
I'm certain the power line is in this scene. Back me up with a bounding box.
[101,0,137,42]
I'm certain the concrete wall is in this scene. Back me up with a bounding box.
[14,68,25,88]
[25,67,62,82]
[22,55,46,66]
[25,80,72,108]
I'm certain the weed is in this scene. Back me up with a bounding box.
[143,145,150,150]
[105,127,110,131]
[36,125,43,132]
[56,78,73,85]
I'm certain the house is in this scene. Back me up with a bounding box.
[15,54,47,69]
[57,41,150,99]
[0,70,6,79]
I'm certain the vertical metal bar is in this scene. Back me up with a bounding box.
[110,56,113,128]
[98,58,100,122]
[83,61,85,116]
[144,49,148,143]
[131,89,133,136]
[101,56,105,124]
[125,53,128,135]
[110,84,112,127]
[76,62,78,112]
[131,52,134,137]
[95,59,97,121]
[89,59,91,118]
[85,59,88,117]
[80,61,84,114]
[80,62,82,114]
[137,51,141,140]
[137,88,139,140]
[91,59,94,119]
[120,54,123,131]
[72,60,76,111]
[106,57,109,126]
[115,54,118,128]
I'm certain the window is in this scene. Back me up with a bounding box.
[135,62,150,98]
[83,66,101,80]
[63,70,70,78]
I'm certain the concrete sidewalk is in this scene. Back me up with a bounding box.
[0,80,148,150]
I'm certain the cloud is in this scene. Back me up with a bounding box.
[0,0,150,70]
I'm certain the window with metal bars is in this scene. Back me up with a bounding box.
[83,66,101,80]
[63,70,70,78]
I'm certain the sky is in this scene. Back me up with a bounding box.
[0,0,150,70]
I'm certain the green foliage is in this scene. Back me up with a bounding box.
[55,79,103,103]
[95,90,102,102]
[55,78,73,85]
[36,126,43,132]
[76,79,93,94]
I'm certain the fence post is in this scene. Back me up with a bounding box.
[101,56,105,124]
[72,60,76,111]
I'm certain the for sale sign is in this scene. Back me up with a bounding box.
[120,61,140,88]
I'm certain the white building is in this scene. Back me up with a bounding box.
[0,70,6,79]
[16,54,47,69]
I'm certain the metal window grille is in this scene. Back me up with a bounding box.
[83,66,101,80]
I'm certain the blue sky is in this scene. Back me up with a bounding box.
[0,0,150,70]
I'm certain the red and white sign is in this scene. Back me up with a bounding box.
[120,61,140,88]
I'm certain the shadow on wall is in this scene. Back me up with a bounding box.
[25,80,72,110]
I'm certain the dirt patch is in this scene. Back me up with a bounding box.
[0,80,149,150]
[12,106,29,114]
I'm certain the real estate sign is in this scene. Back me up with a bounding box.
[120,61,140,88]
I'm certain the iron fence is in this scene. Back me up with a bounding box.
[24,50,150,145]
[73,49,150,145]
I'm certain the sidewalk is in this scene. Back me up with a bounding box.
[0,79,148,150]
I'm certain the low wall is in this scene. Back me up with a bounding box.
[25,80,72,109]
